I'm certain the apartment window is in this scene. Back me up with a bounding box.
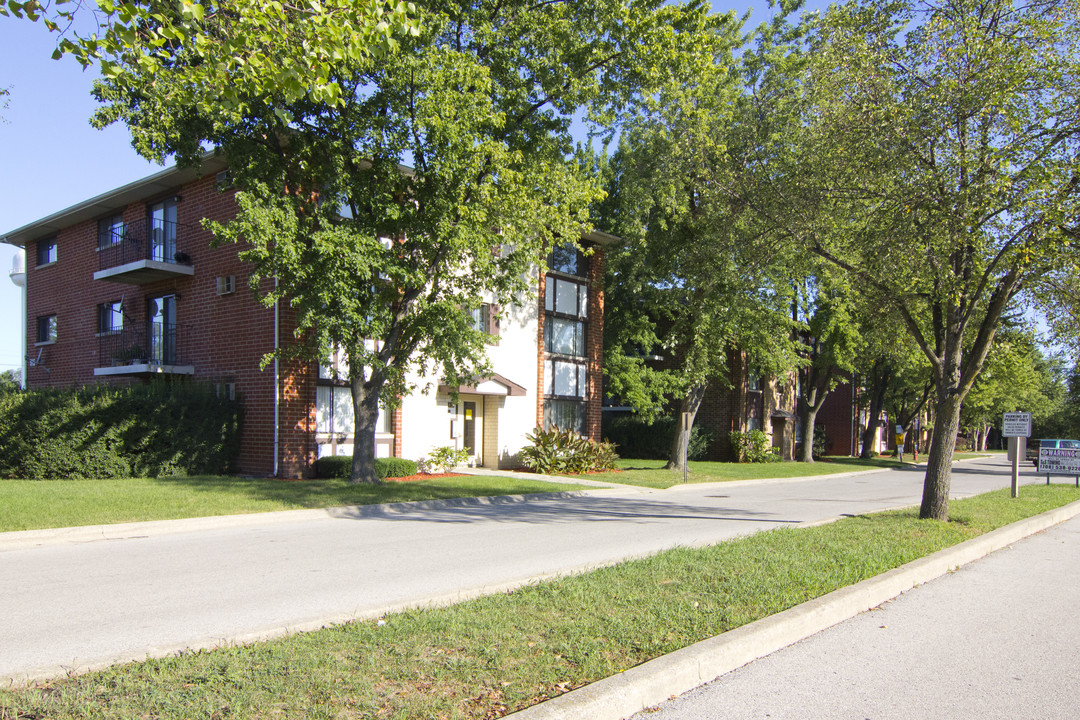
[467,302,500,338]
[97,214,125,248]
[149,197,179,263]
[97,301,123,334]
[747,373,763,431]
[216,275,236,296]
[316,385,390,434]
[36,238,57,267]
[36,314,57,344]
[543,399,585,435]
[549,245,580,276]
[215,382,237,401]
[544,359,587,398]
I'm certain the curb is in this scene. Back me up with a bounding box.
[0,490,591,553]
[506,497,1080,720]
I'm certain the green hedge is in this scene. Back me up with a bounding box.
[0,383,240,479]
[602,414,712,461]
[316,456,419,480]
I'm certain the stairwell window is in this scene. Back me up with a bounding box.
[543,245,590,434]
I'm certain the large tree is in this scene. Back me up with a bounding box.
[600,8,807,470]
[791,273,864,462]
[19,0,720,483]
[802,0,1080,519]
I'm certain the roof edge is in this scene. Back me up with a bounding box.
[1,153,228,247]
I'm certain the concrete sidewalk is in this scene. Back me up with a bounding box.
[510,498,1080,720]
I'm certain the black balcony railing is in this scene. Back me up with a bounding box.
[98,322,186,368]
[97,219,194,272]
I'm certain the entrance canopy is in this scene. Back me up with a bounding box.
[438,373,527,397]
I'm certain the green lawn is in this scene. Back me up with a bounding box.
[601,451,994,489]
[0,475,585,533]
[603,456,886,488]
[4,484,1077,719]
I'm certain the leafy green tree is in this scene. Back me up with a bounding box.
[19,0,720,483]
[600,7,808,470]
[961,329,1063,449]
[801,0,1080,519]
[0,369,21,393]
[1,0,419,111]
[792,274,865,462]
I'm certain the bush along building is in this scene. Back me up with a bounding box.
[1,158,613,477]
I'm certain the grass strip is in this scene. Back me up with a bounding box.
[607,452,991,488]
[0,475,586,533]
[3,484,1077,720]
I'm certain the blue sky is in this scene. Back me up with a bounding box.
[0,3,822,380]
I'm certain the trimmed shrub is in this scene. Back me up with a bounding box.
[378,457,418,478]
[602,414,712,461]
[315,456,351,479]
[316,456,419,480]
[520,427,618,475]
[0,382,240,479]
[729,429,780,463]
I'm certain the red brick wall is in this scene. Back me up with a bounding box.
[22,173,318,478]
[584,245,604,441]
[817,379,856,457]
[535,267,546,430]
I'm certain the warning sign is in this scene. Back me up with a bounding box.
[1038,447,1080,474]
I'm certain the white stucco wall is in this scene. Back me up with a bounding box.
[398,290,540,468]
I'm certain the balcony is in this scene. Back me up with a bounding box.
[93,218,196,285]
[94,322,194,377]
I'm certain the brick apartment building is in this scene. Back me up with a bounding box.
[1,158,612,477]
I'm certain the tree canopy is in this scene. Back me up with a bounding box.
[800,0,1080,518]
[15,0,726,482]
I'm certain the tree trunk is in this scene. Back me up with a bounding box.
[349,370,385,484]
[920,394,962,520]
[797,368,832,463]
[666,383,706,472]
[797,403,821,463]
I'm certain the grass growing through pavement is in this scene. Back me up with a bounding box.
[3,484,1077,720]
[0,475,586,532]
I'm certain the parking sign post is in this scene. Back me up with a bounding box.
[1002,412,1033,498]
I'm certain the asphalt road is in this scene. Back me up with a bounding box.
[629,500,1080,720]
[0,455,1039,684]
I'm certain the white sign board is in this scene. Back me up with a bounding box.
[1038,447,1080,474]
[1002,412,1032,438]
